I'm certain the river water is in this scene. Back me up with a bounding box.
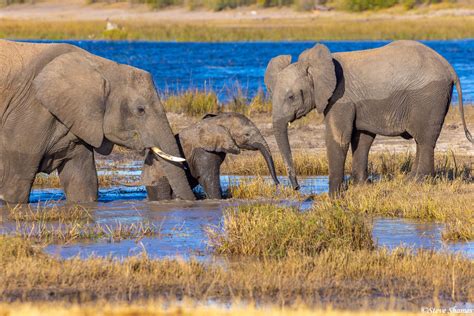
[25,39,474,103]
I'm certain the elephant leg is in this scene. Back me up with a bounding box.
[350,130,375,184]
[413,142,435,179]
[408,143,421,178]
[191,150,224,199]
[0,154,39,204]
[58,144,98,202]
[200,172,222,199]
[146,177,173,201]
[325,104,355,196]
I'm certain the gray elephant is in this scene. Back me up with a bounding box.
[0,40,195,203]
[142,112,279,200]
[265,40,473,195]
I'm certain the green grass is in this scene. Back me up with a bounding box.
[1,16,473,41]
[206,203,374,257]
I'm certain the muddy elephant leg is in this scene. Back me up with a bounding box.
[350,130,375,183]
[58,144,98,202]
[325,104,355,196]
[413,142,435,179]
[0,154,39,204]
[193,151,224,199]
[146,177,173,201]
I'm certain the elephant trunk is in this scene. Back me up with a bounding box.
[273,118,299,190]
[144,104,196,201]
[254,142,279,186]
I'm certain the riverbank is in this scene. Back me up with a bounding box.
[1,2,473,40]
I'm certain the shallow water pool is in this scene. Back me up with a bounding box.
[1,176,472,260]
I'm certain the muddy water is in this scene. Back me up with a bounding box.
[1,176,472,260]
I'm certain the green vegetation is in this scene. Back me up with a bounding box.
[0,235,471,307]
[1,16,473,41]
[207,203,374,257]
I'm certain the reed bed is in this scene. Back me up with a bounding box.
[0,236,471,308]
[206,203,374,257]
[7,204,92,222]
[1,16,473,41]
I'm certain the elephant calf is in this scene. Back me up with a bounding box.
[142,112,279,200]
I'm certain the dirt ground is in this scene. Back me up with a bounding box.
[1,0,473,22]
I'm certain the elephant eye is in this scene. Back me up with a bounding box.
[136,105,146,116]
[288,94,295,101]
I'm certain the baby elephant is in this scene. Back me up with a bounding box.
[142,112,279,200]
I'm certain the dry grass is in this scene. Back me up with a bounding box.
[206,203,374,257]
[0,236,471,308]
[0,303,454,316]
[1,16,473,40]
[313,177,474,241]
[228,176,304,200]
[10,219,161,244]
[7,204,92,222]
[224,174,473,241]
[223,151,472,178]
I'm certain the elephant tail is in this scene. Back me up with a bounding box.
[454,77,473,144]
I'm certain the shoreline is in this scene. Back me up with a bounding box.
[1,3,473,41]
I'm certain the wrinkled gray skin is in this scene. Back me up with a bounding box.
[143,112,279,200]
[265,40,473,195]
[0,40,195,203]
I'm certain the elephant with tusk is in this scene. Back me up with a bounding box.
[265,40,473,196]
[142,112,279,200]
[0,40,195,203]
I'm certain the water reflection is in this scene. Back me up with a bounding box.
[1,176,471,260]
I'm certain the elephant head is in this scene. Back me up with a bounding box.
[264,44,337,189]
[142,112,279,200]
[194,112,279,185]
[32,45,195,200]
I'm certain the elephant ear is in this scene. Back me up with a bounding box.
[264,55,291,95]
[33,52,109,148]
[198,123,240,155]
[299,44,336,114]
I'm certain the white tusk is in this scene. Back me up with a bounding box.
[151,147,186,162]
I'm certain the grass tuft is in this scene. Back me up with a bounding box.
[8,204,92,222]
[11,219,161,244]
[206,203,374,257]
[228,176,303,200]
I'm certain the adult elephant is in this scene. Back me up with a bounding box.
[265,40,473,195]
[0,40,195,203]
[142,112,279,200]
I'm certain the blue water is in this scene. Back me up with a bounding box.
[4,175,471,260]
[25,40,474,103]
